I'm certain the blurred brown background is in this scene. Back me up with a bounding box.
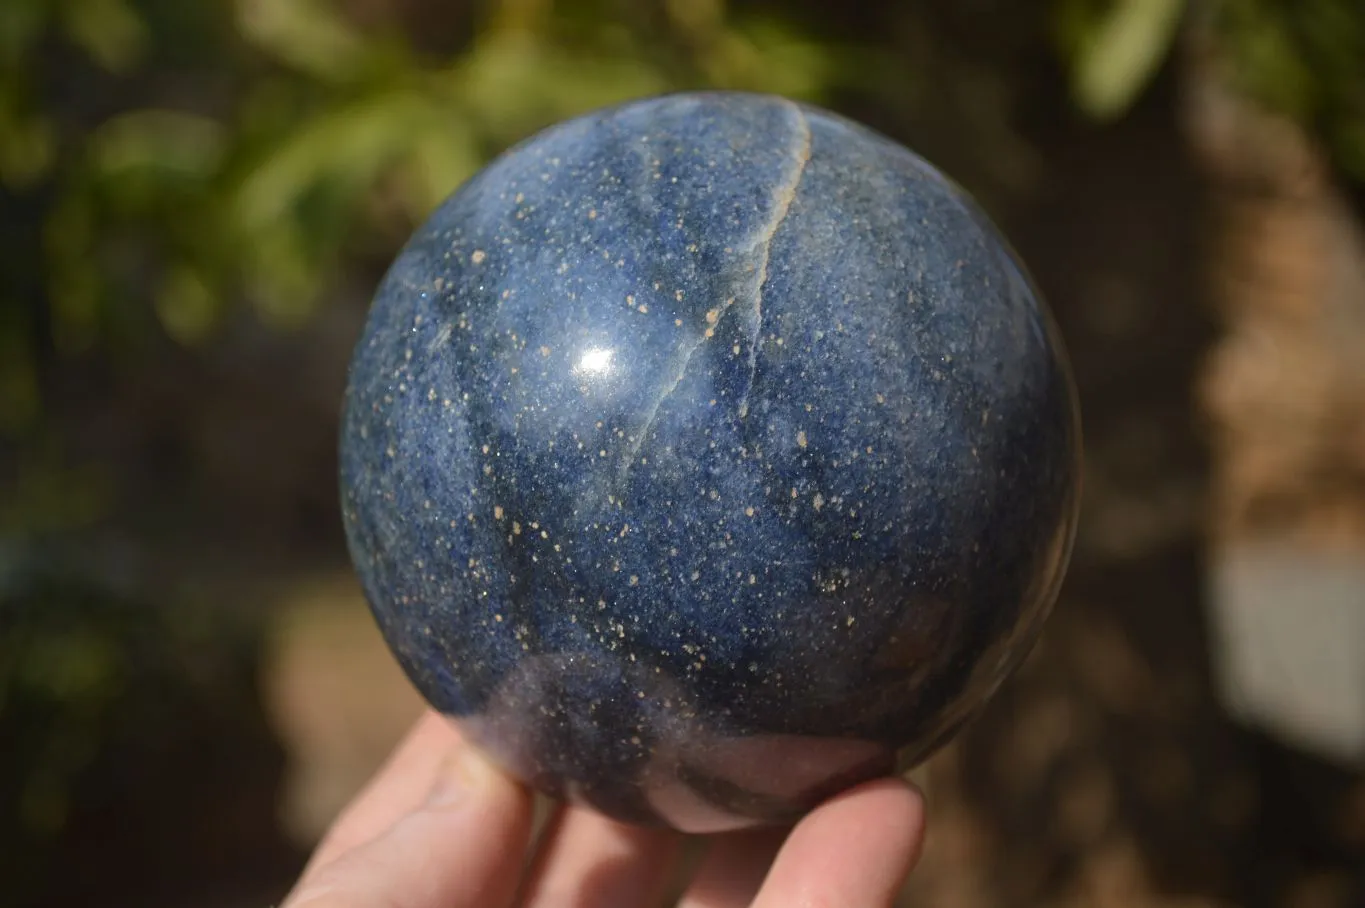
[3,1,1364,906]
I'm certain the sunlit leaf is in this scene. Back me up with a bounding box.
[664,0,726,36]
[90,109,226,181]
[235,0,373,83]
[243,219,324,329]
[60,0,148,73]
[233,90,434,234]
[401,115,481,216]
[486,0,553,36]
[1070,0,1186,119]
[155,265,219,345]
[714,17,836,100]
[450,33,666,144]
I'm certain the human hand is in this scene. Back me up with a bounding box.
[280,710,927,908]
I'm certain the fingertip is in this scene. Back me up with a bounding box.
[819,776,927,874]
[827,775,927,846]
[751,776,927,908]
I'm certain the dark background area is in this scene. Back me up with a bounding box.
[3,1,1364,905]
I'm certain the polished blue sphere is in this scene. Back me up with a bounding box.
[340,91,1080,832]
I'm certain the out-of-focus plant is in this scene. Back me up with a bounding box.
[5,0,885,392]
[0,553,264,898]
[1053,0,1187,119]
[1052,0,1365,181]
[1206,0,1365,181]
[4,0,1362,539]
[1,0,919,542]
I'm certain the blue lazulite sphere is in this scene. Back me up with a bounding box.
[340,91,1080,832]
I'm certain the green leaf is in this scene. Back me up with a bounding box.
[712,17,836,100]
[232,90,434,234]
[449,33,666,144]
[89,109,226,181]
[401,116,481,216]
[233,89,480,324]
[243,220,324,329]
[486,0,553,36]
[61,0,148,73]
[155,265,219,345]
[1070,0,1186,119]
[234,0,373,84]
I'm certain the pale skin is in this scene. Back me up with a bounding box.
[281,710,928,908]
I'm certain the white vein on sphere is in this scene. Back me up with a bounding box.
[621,295,739,475]
[739,101,811,419]
[623,102,813,474]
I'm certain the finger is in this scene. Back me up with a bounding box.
[750,778,926,908]
[283,743,535,908]
[301,710,460,878]
[675,826,787,908]
[516,804,682,908]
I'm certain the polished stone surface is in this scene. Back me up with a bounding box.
[340,91,1081,832]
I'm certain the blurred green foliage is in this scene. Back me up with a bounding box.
[0,554,267,897]
[0,0,923,549]
[0,0,1361,537]
[1209,0,1365,180]
[2,0,1361,442]
[0,0,885,429]
[1053,0,1187,119]
[1054,0,1365,172]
